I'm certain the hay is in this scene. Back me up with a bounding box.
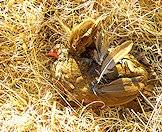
[0,0,162,131]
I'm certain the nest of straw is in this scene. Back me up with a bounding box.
[0,0,162,131]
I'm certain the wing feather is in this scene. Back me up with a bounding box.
[97,41,133,83]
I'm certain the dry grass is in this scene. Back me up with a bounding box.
[0,0,162,131]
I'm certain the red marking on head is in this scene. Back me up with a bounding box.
[47,49,59,59]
